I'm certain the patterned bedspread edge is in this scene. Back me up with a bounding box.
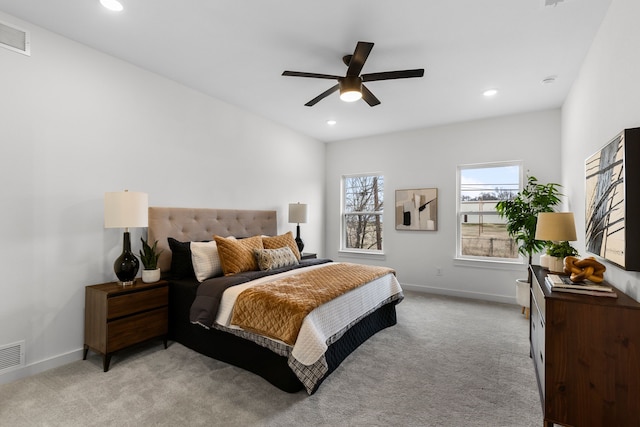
[212,292,403,394]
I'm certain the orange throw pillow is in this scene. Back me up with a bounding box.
[213,235,264,275]
[262,231,301,260]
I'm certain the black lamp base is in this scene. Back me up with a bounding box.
[295,224,304,253]
[114,231,139,286]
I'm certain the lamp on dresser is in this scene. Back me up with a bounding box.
[104,190,148,286]
[288,202,308,253]
[534,212,577,273]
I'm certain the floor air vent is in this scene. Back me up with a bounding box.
[0,341,25,374]
[0,20,30,56]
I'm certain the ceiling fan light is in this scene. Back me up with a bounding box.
[340,90,362,102]
[339,77,362,102]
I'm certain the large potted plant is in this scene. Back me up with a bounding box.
[139,237,163,283]
[496,175,562,298]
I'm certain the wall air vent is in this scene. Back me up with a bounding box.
[0,341,25,374]
[0,20,30,56]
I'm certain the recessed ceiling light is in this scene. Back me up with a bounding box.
[100,0,123,12]
[327,120,337,126]
[483,89,498,97]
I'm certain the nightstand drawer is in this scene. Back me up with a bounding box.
[107,286,168,319]
[107,307,168,352]
[85,280,169,371]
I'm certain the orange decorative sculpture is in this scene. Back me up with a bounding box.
[563,256,606,283]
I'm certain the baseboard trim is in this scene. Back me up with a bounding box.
[401,283,517,305]
[0,348,83,385]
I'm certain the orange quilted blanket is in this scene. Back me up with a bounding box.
[230,263,395,345]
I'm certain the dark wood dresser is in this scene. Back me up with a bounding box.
[529,265,640,427]
[84,280,168,371]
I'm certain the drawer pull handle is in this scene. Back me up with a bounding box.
[539,351,544,363]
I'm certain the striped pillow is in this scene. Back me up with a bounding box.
[190,241,222,282]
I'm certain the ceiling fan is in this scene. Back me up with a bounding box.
[282,41,424,107]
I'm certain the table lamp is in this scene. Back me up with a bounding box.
[535,212,577,273]
[104,190,148,285]
[288,202,308,253]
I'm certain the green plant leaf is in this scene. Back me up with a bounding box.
[496,175,563,269]
[139,237,163,270]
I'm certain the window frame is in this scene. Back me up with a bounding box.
[456,160,524,264]
[340,173,385,255]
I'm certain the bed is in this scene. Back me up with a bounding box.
[147,207,403,394]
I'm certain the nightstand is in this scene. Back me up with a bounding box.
[83,280,168,371]
[300,252,317,260]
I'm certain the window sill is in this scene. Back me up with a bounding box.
[338,250,386,261]
[453,257,525,271]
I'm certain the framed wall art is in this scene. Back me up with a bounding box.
[585,127,640,271]
[395,188,437,231]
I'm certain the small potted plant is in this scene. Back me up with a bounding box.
[139,237,163,283]
[545,241,579,273]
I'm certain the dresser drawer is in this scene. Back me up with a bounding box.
[530,290,545,399]
[531,276,545,320]
[107,286,168,319]
[107,307,168,352]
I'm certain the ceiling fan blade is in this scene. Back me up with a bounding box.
[304,84,340,107]
[346,41,374,77]
[362,69,425,82]
[282,71,341,80]
[361,85,381,107]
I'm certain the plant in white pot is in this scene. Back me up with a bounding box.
[139,237,163,283]
[496,176,562,314]
[545,241,579,273]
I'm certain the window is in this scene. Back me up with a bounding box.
[342,174,384,253]
[457,161,522,261]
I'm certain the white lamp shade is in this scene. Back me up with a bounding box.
[104,191,149,228]
[288,203,308,224]
[535,212,577,241]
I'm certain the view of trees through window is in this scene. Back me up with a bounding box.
[343,175,384,251]
[458,163,521,260]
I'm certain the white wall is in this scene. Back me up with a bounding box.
[561,0,640,301]
[326,109,562,303]
[0,11,325,383]
[5,0,633,385]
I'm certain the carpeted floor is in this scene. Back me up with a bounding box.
[0,292,542,426]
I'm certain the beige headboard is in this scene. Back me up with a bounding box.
[148,207,277,273]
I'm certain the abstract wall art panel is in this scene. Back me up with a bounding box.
[585,127,640,271]
[395,188,437,231]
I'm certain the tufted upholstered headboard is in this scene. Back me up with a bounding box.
[148,207,277,273]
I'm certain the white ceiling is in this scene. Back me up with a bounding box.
[0,0,612,142]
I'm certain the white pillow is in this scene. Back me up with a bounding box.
[190,241,222,282]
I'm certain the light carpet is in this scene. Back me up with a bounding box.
[0,292,541,426]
